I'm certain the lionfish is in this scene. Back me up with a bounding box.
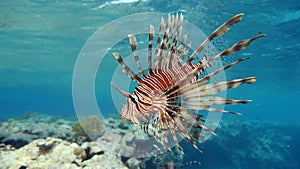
[112,13,265,153]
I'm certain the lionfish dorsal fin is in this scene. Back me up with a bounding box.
[128,34,146,78]
[152,13,185,71]
[112,52,142,83]
[148,24,155,76]
[153,17,164,71]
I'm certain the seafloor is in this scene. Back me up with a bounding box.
[0,112,299,169]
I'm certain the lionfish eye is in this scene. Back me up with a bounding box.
[129,95,137,104]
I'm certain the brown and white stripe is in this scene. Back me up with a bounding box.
[112,13,266,153]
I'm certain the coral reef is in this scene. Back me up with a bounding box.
[0,112,75,148]
[0,113,299,169]
[72,115,106,144]
[0,137,127,169]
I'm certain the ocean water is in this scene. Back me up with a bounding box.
[0,0,299,168]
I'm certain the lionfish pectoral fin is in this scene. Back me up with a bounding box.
[185,13,244,65]
[164,57,252,99]
[178,77,257,116]
[183,57,251,90]
[163,108,204,153]
[167,118,184,153]
[131,116,140,125]
[182,77,257,97]
[183,103,242,115]
[212,33,266,60]
[209,96,252,105]
[213,13,244,36]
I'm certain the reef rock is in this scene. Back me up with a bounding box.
[0,112,75,148]
[0,137,128,169]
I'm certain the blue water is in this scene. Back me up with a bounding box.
[0,0,299,168]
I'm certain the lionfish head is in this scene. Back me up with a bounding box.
[119,93,141,125]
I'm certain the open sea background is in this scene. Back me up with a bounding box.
[0,0,299,168]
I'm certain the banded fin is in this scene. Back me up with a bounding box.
[153,14,185,71]
[164,57,251,98]
[211,33,267,60]
[112,52,142,83]
[186,13,244,65]
[128,34,146,78]
[154,17,165,70]
[166,33,265,96]
[181,77,257,97]
[148,25,155,75]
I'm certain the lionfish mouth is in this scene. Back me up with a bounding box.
[111,13,266,154]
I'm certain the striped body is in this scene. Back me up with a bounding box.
[112,13,265,153]
[122,63,203,122]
